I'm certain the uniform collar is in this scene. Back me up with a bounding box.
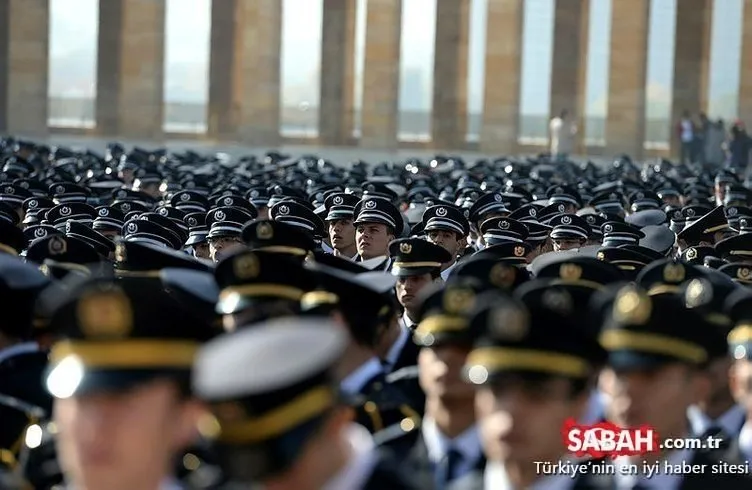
[401,310,417,330]
[340,357,383,396]
[687,403,745,436]
[421,416,482,465]
[440,261,457,281]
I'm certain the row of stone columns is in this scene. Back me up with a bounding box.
[0,0,751,159]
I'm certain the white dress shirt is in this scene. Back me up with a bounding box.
[0,341,39,364]
[340,357,384,396]
[323,424,378,490]
[422,417,483,482]
[440,261,457,281]
[687,403,745,437]
[384,327,410,372]
[484,461,573,490]
[399,310,418,331]
[738,420,752,462]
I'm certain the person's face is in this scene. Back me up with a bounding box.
[209,236,245,262]
[118,168,135,185]
[396,274,434,310]
[193,242,210,260]
[552,238,583,252]
[53,379,200,490]
[355,223,393,259]
[136,183,161,199]
[713,229,735,244]
[729,359,752,411]
[328,219,355,252]
[257,207,269,220]
[662,196,681,208]
[475,375,587,465]
[99,230,119,242]
[606,364,699,437]
[427,230,462,258]
[419,345,474,400]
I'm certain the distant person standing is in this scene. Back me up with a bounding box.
[677,110,695,164]
[724,121,752,172]
[549,109,577,161]
[705,119,726,166]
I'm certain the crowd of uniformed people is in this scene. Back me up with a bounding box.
[1,139,752,489]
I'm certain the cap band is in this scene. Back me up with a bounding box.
[728,325,752,344]
[301,291,339,309]
[220,284,304,301]
[0,243,19,256]
[415,315,467,336]
[50,340,199,368]
[252,246,308,256]
[599,329,706,364]
[354,210,397,228]
[466,347,590,378]
[425,217,465,236]
[211,386,335,444]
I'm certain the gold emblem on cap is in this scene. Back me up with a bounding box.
[399,242,413,254]
[443,288,475,315]
[489,263,515,288]
[613,287,651,325]
[737,267,751,280]
[77,287,134,338]
[256,222,273,240]
[490,306,529,341]
[513,246,525,257]
[48,236,67,256]
[233,253,260,279]
[662,263,685,283]
[542,289,573,314]
[115,242,127,263]
[596,251,605,261]
[213,401,246,423]
[559,263,582,281]
[686,247,698,260]
[685,278,711,308]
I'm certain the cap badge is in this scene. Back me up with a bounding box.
[126,222,138,234]
[741,219,749,228]
[34,228,47,238]
[443,288,475,315]
[315,193,324,201]
[613,288,652,325]
[215,210,226,221]
[662,263,685,283]
[333,196,343,205]
[596,251,605,261]
[728,207,738,217]
[529,208,537,217]
[98,208,108,217]
[559,263,582,281]
[77,287,133,339]
[364,200,377,210]
[636,192,644,200]
[158,208,169,216]
[277,205,289,216]
[65,222,72,233]
[585,215,595,224]
[366,184,375,192]
[542,289,573,314]
[180,193,191,201]
[187,217,197,227]
[604,224,613,233]
[513,245,526,257]
[399,242,412,254]
[499,220,510,230]
[48,236,67,256]
[121,203,131,212]
[490,306,529,341]
[555,187,563,194]
[436,207,447,217]
[609,193,617,200]
[223,197,234,206]
[489,263,516,288]
[686,247,698,260]
[250,190,260,198]
[60,206,71,216]
[463,209,470,218]
[494,194,502,202]
[28,200,37,209]
[18,181,28,189]
[233,253,260,279]
[4,186,13,194]
[558,204,566,212]
[561,216,572,225]
[116,190,127,198]
[685,279,712,308]
[55,185,65,194]
[673,211,682,220]
[255,222,273,240]
[686,209,696,217]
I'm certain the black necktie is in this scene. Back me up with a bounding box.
[437,447,463,488]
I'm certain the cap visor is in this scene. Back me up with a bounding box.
[606,351,684,372]
[46,365,186,398]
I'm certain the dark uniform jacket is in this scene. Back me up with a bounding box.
[351,370,423,434]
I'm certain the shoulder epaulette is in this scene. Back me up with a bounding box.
[386,365,419,384]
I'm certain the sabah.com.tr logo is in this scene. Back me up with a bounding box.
[561,419,721,459]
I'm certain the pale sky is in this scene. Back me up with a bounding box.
[49,0,745,123]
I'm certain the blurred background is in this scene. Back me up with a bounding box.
[2,0,750,159]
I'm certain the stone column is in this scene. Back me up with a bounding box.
[431,0,470,149]
[480,0,524,154]
[233,0,282,146]
[605,0,650,159]
[207,0,237,139]
[739,0,752,127]
[0,0,49,135]
[670,0,712,154]
[550,0,589,152]
[319,0,357,146]
[360,0,402,149]
[96,0,166,139]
